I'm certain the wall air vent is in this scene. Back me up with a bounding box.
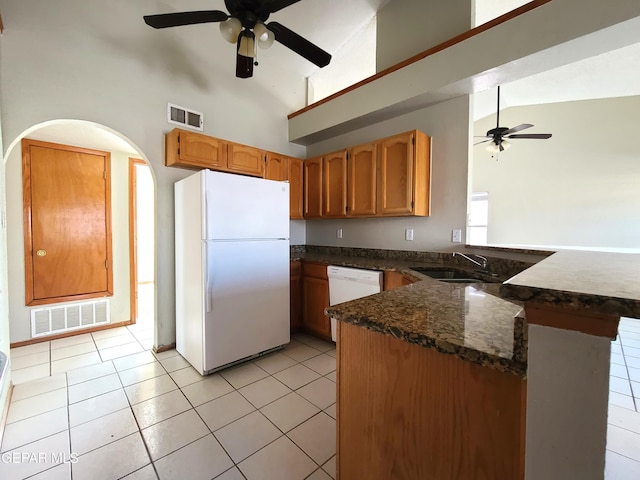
[168,103,204,131]
[30,299,110,338]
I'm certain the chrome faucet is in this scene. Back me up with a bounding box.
[453,252,488,270]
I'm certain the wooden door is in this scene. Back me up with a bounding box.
[264,152,288,181]
[228,143,264,177]
[304,157,323,218]
[377,131,415,215]
[288,157,304,219]
[348,143,377,216]
[290,261,302,332]
[23,139,113,305]
[323,150,347,217]
[178,130,227,169]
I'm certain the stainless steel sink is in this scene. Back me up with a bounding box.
[410,267,500,284]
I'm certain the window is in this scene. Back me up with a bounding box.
[468,192,489,245]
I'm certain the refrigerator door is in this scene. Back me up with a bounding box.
[204,171,289,240]
[203,239,290,372]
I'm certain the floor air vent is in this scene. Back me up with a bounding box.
[168,103,203,131]
[30,299,110,338]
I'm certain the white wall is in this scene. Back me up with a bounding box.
[305,96,471,251]
[376,0,472,71]
[0,0,306,348]
[473,96,640,249]
[308,17,377,104]
[5,144,134,343]
[0,30,11,414]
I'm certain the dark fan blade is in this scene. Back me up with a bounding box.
[267,22,331,67]
[267,0,302,13]
[502,123,533,135]
[144,11,228,29]
[474,139,492,146]
[507,133,553,139]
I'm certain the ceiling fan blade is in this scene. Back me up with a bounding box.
[474,139,492,146]
[507,133,553,139]
[144,11,228,29]
[267,0,302,13]
[267,22,331,67]
[502,123,533,135]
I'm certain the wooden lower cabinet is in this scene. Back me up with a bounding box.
[337,322,526,479]
[302,261,331,341]
[383,271,414,291]
[290,261,302,332]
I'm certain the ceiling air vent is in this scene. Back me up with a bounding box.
[168,103,203,131]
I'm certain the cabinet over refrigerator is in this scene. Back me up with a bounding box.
[174,170,290,375]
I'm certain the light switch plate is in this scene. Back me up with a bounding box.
[452,229,462,243]
[336,228,343,239]
[405,229,414,241]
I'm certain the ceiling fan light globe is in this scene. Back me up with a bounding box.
[486,142,500,154]
[501,140,512,151]
[238,31,256,58]
[220,17,242,43]
[253,22,275,49]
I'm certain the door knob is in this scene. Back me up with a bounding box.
[36,249,47,257]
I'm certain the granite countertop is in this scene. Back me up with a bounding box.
[293,247,640,379]
[294,251,528,377]
[500,250,640,318]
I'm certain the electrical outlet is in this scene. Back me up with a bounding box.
[405,229,414,241]
[336,228,343,239]
[452,229,462,243]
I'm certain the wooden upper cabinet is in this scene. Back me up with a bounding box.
[304,157,323,218]
[377,130,431,216]
[348,143,377,216]
[288,157,304,219]
[227,142,264,177]
[166,128,227,170]
[264,152,289,181]
[323,150,348,217]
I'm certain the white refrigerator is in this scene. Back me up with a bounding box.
[174,170,290,375]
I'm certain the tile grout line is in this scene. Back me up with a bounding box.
[618,332,639,412]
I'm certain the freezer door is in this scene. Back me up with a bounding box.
[204,171,289,240]
[203,239,290,371]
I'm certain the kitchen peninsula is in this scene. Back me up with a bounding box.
[326,249,640,480]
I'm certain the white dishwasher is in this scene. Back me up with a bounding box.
[327,265,383,341]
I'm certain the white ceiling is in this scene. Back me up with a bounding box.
[18,0,640,151]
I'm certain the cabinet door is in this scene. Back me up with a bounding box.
[383,271,413,291]
[348,143,377,216]
[302,276,331,340]
[179,130,227,169]
[290,261,302,332]
[228,143,265,177]
[288,157,304,219]
[265,152,288,181]
[304,157,323,218]
[377,131,415,215]
[323,150,347,217]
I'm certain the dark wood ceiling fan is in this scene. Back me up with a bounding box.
[475,86,553,153]
[143,0,332,78]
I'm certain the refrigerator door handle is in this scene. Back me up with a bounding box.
[205,244,213,313]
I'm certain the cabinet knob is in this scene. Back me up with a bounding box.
[36,249,47,257]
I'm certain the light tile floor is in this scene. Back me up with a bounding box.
[4,316,640,478]
[2,332,336,480]
[606,317,640,478]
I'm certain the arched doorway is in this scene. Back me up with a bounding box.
[2,119,157,382]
